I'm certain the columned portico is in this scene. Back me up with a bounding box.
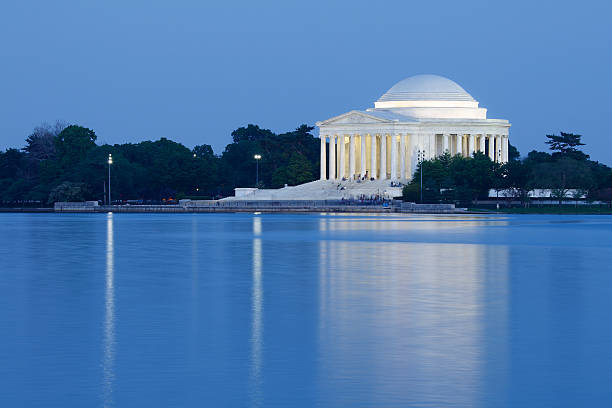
[317,74,511,181]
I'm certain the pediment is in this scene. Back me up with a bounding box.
[317,110,394,126]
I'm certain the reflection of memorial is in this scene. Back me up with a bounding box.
[317,215,509,405]
[103,213,115,407]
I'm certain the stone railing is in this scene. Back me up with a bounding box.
[52,200,459,214]
[399,202,457,213]
[54,201,99,212]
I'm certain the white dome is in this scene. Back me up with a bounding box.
[377,74,474,102]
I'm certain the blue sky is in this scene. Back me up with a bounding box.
[1,0,611,162]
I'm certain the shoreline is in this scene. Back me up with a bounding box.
[1,206,611,215]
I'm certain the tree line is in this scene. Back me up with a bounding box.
[2,122,612,206]
[403,133,612,205]
[0,122,319,204]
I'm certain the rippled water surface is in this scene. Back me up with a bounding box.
[1,212,612,407]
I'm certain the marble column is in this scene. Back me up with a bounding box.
[443,133,449,153]
[400,134,406,180]
[456,133,463,157]
[370,134,377,179]
[469,134,475,157]
[320,136,326,180]
[339,135,346,179]
[361,134,367,178]
[429,134,436,159]
[328,135,336,180]
[479,134,486,154]
[496,135,502,163]
[390,134,398,180]
[488,135,495,161]
[380,134,387,180]
[349,134,356,180]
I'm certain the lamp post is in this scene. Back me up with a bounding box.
[254,154,262,186]
[417,149,425,204]
[107,154,113,205]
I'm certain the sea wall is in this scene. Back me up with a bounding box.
[50,200,458,214]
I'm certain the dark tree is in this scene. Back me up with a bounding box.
[508,142,520,161]
[23,121,67,161]
[55,125,98,170]
[192,144,215,159]
[545,132,589,160]
[231,124,275,143]
[47,181,89,204]
[0,148,26,180]
[500,159,532,205]
[533,158,594,205]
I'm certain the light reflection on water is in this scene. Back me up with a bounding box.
[317,215,509,406]
[2,213,612,407]
[250,216,263,407]
[103,212,115,407]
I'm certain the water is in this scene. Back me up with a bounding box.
[1,213,612,407]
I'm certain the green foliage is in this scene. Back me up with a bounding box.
[24,121,66,161]
[406,152,498,204]
[231,124,275,143]
[526,150,552,163]
[403,132,611,206]
[0,121,320,203]
[47,181,89,204]
[508,142,520,161]
[3,123,612,208]
[0,148,26,179]
[402,183,420,202]
[545,132,589,160]
[498,159,532,203]
[591,188,612,205]
[218,124,319,193]
[55,125,97,170]
[192,144,214,159]
[271,152,314,187]
[531,157,594,204]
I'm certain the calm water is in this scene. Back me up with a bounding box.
[1,213,612,407]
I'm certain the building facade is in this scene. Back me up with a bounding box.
[316,74,511,181]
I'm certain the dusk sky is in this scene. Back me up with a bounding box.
[2,0,611,162]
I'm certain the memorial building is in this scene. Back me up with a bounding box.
[316,74,511,181]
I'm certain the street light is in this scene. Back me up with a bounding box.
[417,149,426,204]
[107,154,113,205]
[254,154,262,186]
